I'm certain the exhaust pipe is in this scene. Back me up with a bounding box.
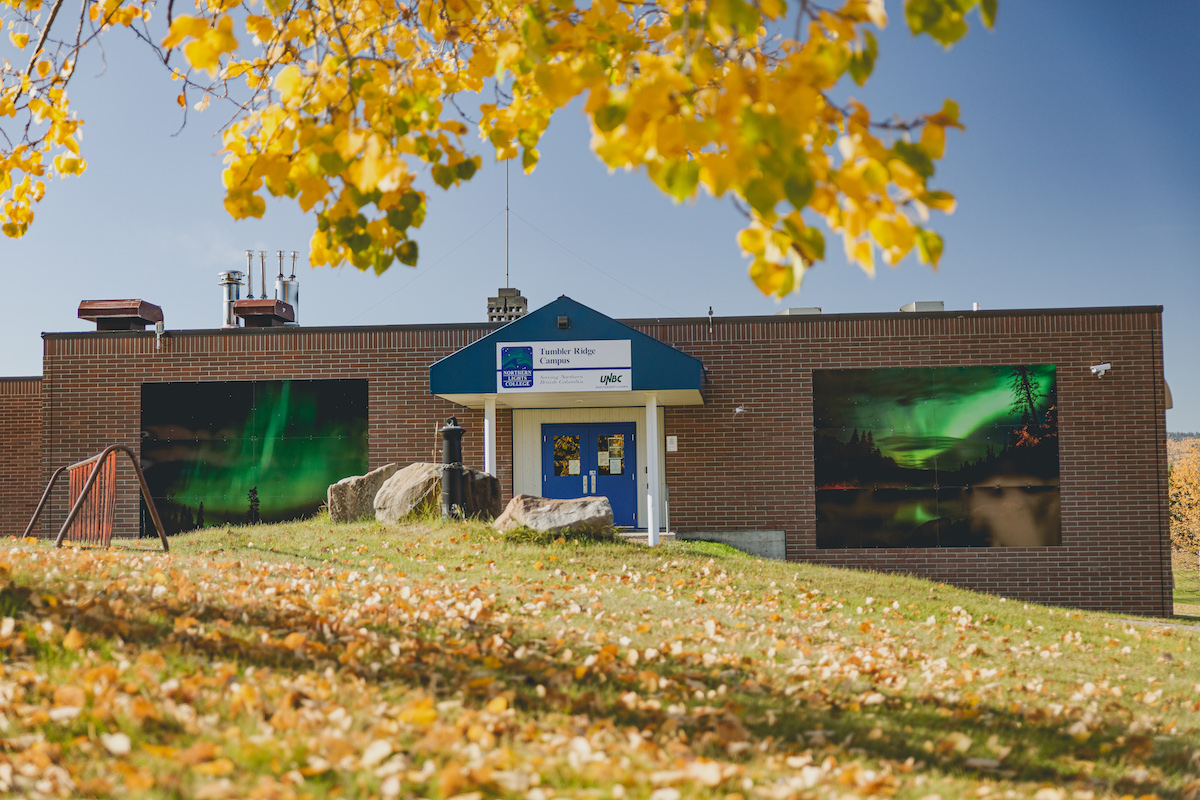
[218,271,245,328]
[275,250,300,326]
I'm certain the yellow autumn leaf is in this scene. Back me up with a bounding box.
[920,121,946,158]
[192,758,235,776]
[274,65,305,106]
[485,695,508,714]
[760,0,785,20]
[162,15,210,50]
[53,156,86,175]
[53,685,86,707]
[62,628,85,650]
[245,14,275,41]
[851,238,875,273]
[223,189,266,219]
[141,744,179,759]
[398,696,438,727]
[282,632,307,649]
[9,31,30,49]
[185,39,221,74]
[737,226,765,256]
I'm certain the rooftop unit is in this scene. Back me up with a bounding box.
[900,301,945,313]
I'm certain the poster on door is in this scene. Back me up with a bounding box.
[497,340,632,392]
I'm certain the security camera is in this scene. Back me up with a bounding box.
[1090,362,1112,378]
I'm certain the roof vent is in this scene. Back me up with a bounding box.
[900,301,944,313]
[775,307,821,316]
[78,300,164,331]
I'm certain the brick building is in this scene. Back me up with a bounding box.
[0,294,1173,616]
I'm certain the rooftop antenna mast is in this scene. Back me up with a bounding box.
[505,159,510,288]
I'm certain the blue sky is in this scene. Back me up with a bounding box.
[3,1,1198,430]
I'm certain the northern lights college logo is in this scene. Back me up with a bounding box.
[500,346,534,388]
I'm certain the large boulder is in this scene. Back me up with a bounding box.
[374,462,502,523]
[494,494,613,535]
[327,463,398,522]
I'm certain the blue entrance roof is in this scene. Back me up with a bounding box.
[430,296,705,408]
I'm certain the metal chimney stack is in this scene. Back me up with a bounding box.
[275,250,300,326]
[217,271,245,328]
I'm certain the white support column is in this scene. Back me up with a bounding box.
[645,392,660,546]
[484,395,497,477]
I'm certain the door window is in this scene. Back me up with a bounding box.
[597,434,625,475]
[553,435,580,476]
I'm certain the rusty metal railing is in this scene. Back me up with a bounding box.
[23,444,169,552]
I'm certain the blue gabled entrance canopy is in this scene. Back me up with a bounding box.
[430,296,705,408]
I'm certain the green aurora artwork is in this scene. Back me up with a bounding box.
[140,380,368,535]
[814,365,1060,549]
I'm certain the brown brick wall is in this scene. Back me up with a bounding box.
[0,378,43,537]
[640,309,1172,617]
[37,326,508,539]
[31,306,1171,616]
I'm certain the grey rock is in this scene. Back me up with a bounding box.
[494,494,613,535]
[327,463,398,523]
[374,462,502,523]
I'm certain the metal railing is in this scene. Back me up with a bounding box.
[23,444,169,552]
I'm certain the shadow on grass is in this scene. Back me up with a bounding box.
[5,562,1195,800]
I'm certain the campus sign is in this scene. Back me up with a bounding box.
[496,340,632,392]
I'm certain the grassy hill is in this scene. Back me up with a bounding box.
[1,517,1198,799]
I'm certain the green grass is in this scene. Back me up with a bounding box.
[0,517,1197,799]
[1172,548,1200,620]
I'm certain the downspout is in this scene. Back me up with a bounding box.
[41,334,53,540]
[1151,316,1169,617]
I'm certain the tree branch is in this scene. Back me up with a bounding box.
[24,0,68,77]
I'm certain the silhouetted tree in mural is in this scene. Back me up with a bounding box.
[246,487,261,525]
[1010,366,1044,427]
[196,502,205,529]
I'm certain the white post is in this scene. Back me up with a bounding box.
[484,395,497,477]
[645,392,660,546]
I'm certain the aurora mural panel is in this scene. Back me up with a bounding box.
[140,380,368,535]
[814,366,1059,549]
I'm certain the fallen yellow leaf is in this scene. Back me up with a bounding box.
[142,743,179,759]
[53,685,86,707]
[62,628,85,651]
[283,632,307,649]
[192,758,235,776]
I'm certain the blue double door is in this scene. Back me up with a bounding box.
[541,423,637,527]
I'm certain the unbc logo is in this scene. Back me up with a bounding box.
[500,347,534,389]
[600,373,623,385]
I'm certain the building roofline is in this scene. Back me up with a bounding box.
[621,305,1165,326]
[41,304,1164,340]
